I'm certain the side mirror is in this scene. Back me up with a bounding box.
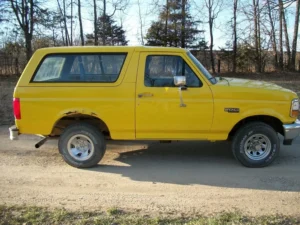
[174,76,186,87]
[174,76,187,107]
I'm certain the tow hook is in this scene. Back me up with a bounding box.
[35,136,48,148]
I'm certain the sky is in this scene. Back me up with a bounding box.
[79,0,231,48]
[50,0,234,48]
[77,0,299,50]
[1,0,298,50]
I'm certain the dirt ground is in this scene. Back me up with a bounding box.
[0,126,300,217]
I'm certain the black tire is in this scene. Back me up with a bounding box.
[232,122,280,168]
[58,123,106,168]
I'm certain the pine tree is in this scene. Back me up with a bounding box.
[145,0,202,48]
[86,15,128,46]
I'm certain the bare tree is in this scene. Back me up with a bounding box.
[70,0,73,45]
[181,0,186,48]
[278,0,284,69]
[204,0,223,73]
[164,0,169,46]
[291,0,300,70]
[8,0,44,61]
[279,0,291,68]
[252,0,262,72]
[57,0,70,46]
[137,0,144,45]
[266,0,278,69]
[93,0,98,45]
[78,0,84,45]
[136,0,160,45]
[232,0,238,73]
[101,0,107,45]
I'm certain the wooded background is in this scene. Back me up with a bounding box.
[0,0,299,76]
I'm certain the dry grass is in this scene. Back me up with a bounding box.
[0,205,299,225]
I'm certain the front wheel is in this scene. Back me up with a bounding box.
[232,122,280,168]
[58,123,106,168]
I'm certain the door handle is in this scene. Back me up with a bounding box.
[138,92,153,98]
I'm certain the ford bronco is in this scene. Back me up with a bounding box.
[9,46,300,168]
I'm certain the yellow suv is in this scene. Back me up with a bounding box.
[9,46,300,168]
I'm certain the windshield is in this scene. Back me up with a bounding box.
[187,51,217,84]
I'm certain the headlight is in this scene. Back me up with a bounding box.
[290,99,299,118]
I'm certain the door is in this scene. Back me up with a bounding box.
[135,52,214,140]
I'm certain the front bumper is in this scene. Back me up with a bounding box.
[283,119,300,143]
[9,125,19,140]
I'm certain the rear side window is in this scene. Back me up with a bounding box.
[32,53,127,82]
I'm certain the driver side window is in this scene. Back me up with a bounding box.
[144,55,202,87]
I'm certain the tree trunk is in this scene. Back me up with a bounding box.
[25,36,33,61]
[102,0,107,45]
[253,0,261,72]
[78,0,84,46]
[164,0,169,46]
[28,0,34,60]
[63,0,70,46]
[266,0,278,69]
[60,20,66,45]
[174,19,178,47]
[180,0,186,48]
[93,0,98,45]
[279,0,291,68]
[291,0,300,71]
[10,0,34,61]
[70,0,73,46]
[137,0,144,45]
[15,54,19,75]
[52,29,56,46]
[56,0,69,46]
[208,0,215,73]
[209,20,215,73]
[257,1,262,72]
[232,0,238,73]
[278,0,284,69]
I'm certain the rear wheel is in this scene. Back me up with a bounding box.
[58,123,106,168]
[232,122,280,168]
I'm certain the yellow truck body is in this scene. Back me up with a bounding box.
[10,46,300,168]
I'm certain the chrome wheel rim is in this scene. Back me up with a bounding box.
[244,134,271,161]
[67,134,94,161]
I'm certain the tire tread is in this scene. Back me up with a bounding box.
[232,122,280,168]
[58,122,106,168]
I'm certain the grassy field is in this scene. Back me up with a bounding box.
[0,205,299,225]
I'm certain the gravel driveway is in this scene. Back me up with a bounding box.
[0,125,300,217]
